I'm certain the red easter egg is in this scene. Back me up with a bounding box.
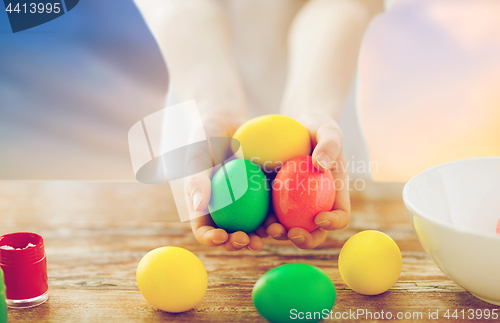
[272,156,336,232]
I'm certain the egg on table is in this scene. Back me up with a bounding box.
[338,230,402,295]
[136,246,208,313]
[252,263,336,323]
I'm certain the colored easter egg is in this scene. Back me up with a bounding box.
[209,159,270,233]
[252,263,336,323]
[136,247,208,313]
[233,115,311,173]
[496,218,500,234]
[272,156,336,232]
[0,268,6,323]
[338,230,402,295]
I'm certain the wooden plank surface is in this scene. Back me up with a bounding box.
[0,181,499,322]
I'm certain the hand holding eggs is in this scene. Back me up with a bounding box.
[209,115,314,234]
[210,115,337,239]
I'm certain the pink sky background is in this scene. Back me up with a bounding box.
[359,0,500,181]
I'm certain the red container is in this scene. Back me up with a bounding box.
[0,232,48,308]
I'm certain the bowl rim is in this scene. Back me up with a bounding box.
[403,156,500,239]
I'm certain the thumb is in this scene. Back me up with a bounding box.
[311,123,343,172]
[187,171,212,212]
[184,132,213,212]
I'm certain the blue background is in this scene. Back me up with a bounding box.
[0,0,169,179]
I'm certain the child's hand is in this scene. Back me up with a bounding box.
[266,111,351,249]
[186,115,268,251]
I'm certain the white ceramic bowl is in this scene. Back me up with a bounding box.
[403,157,500,305]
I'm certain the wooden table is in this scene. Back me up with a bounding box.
[1,181,499,322]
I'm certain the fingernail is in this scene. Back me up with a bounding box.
[233,242,247,247]
[193,191,203,211]
[316,153,331,170]
[291,235,305,244]
[247,246,257,251]
[316,220,331,228]
[272,234,282,239]
[213,240,226,244]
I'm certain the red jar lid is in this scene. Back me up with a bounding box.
[0,232,45,265]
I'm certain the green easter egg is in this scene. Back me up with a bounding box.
[252,264,336,323]
[0,268,6,323]
[209,159,270,233]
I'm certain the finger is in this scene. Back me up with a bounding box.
[247,233,264,251]
[186,172,212,212]
[330,151,351,224]
[193,225,229,247]
[187,173,225,248]
[313,152,350,231]
[185,122,214,213]
[263,214,288,239]
[266,223,289,240]
[263,213,280,228]
[296,112,342,172]
[254,225,269,239]
[190,214,229,246]
[311,123,343,172]
[219,231,250,251]
[287,227,327,249]
[314,210,350,230]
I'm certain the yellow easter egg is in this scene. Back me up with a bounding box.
[136,247,208,313]
[338,230,402,295]
[233,115,311,171]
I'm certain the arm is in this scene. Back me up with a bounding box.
[282,0,384,119]
[134,0,260,251]
[134,0,247,120]
[270,0,384,249]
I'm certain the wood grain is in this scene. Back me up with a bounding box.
[0,181,498,322]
